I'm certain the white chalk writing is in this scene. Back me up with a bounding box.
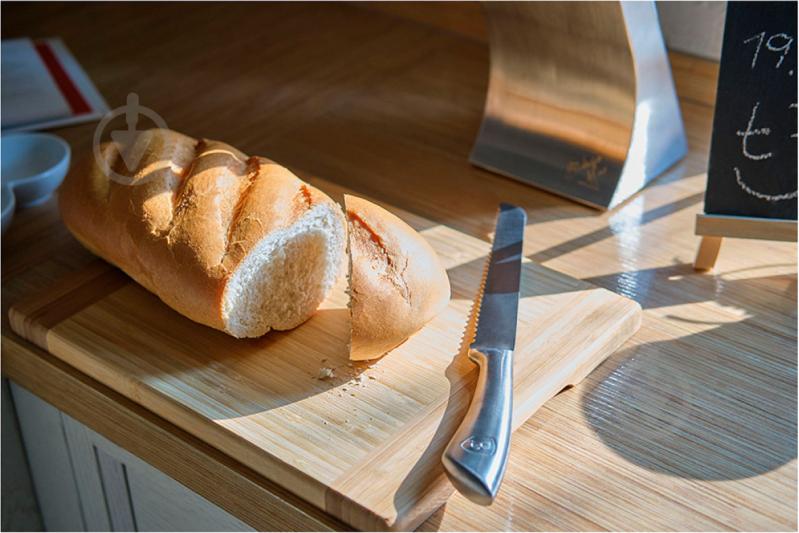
[766,33,793,69]
[744,31,765,69]
[734,167,798,201]
[736,102,773,160]
[745,31,794,70]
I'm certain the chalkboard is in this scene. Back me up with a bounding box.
[705,1,797,220]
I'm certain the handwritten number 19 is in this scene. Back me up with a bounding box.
[744,31,793,70]
[768,33,794,69]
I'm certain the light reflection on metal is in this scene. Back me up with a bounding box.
[471,1,688,210]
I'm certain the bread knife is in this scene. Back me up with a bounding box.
[442,203,526,505]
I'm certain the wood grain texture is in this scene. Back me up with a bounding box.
[693,236,723,271]
[696,213,798,241]
[1,2,796,531]
[2,337,346,532]
[9,201,640,530]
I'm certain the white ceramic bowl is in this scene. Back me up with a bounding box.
[1,133,71,234]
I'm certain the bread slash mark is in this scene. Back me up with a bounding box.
[171,139,206,212]
[224,156,262,255]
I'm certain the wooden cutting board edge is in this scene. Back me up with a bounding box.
[327,291,642,531]
[8,261,642,532]
[8,266,337,512]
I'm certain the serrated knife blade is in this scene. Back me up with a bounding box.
[471,203,526,352]
[442,202,526,506]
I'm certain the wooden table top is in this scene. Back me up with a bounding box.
[2,3,796,531]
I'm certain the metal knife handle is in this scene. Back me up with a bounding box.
[442,347,513,505]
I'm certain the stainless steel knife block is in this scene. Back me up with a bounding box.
[471,1,687,210]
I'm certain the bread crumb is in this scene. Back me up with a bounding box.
[348,374,366,388]
[318,367,335,380]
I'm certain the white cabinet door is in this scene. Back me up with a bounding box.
[2,379,44,531]
[10,384,86,531]
[74,422,253,532]
[11,383,253,532]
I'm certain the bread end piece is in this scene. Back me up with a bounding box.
[344,195,450,361]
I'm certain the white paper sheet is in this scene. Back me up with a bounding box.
[1,38,72,128]
[1,38,108,131]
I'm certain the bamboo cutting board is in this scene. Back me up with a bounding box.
[9,199,641,531]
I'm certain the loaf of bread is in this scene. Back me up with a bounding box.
[344,194,450,360]
[60,128,451,355]
[60,129,347,338]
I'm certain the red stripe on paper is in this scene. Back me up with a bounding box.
[34,41,91,115]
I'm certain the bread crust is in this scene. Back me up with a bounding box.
[59,128,344,335]
[345,195,451,360]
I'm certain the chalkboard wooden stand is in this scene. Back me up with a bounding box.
[693,2,797,271]
[694,211,798,270]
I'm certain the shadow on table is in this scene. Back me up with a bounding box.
[528,189,703,264]
[416,503,447,532]
[581,264,797,480]
[390,262,481,532]
[391,245,619,529]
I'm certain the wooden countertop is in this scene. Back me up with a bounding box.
[2,3,796,530]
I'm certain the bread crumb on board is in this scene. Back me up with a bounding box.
[315,359,382,389]
[317,367,335,380]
